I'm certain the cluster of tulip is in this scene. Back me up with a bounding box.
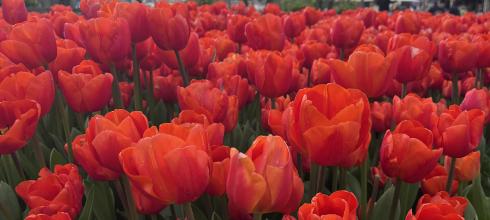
[0,0,490,219]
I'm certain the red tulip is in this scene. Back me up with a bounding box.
[148,5,190,51]
[283,12,306,39]
[371,101,393,132]
[393,45,432,83]
[405,203,464,220]
[0,100,40,155]
[422,165,459,196]
[303,6,323,26]
[301,41,333,68]
[207,145,230,196]
[438,39,478,75]
[246,51,293,98]
[153,72,183,103]
[136,38,164,71]
[2,0,27,24]
[114,2,149,43]
[50,10,79,38]
[245,14,286,51]
[215,75,255,109]
[49,39,86,74]
[0,19,57,68]
[171,110,225,147]
[226,14,251,44]
[393,94,438,129]
[63,22,84,48]
[460,88,490,122]
[158,32,200,70]
[395,11,421,34]
[445,151,480,182]
[25,212,71,220]
[298,190,358,220]
[310,58,332,85]
[330,16,365,50]
[417,192,468,216]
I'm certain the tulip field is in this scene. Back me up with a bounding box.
[2,0,490,220]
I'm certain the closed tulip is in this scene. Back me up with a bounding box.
[25,212,71,220]
[245,14,286,51]
[371,101,393,132]
[0,71,55,116]
[50,10,79,38]
[171,110,225,147]
[49,39,86,75]
[287,83,371,167]
[421,165,458,196]
[283,12,306,40]
[207,145,231,196]
[153,72,183,103]
[460,88,490,122]
[0,100,40,155]
[215,75,255,109]
[79,17,131,65]
[148,5,190,51]
[136,38,164,71]
[445,151,480,182]
[301,41,333,68]
[72,109,148,180]
[380,120,442,183]
[303,6,323,26]
[114,2,150,43]
[0,19,57,68]
[2,0,27,24]
[393,94,438,129]
[393,45,432,83]
[475,34,490,68]
[246,51,293,98]
[417,191,468,216]
[63,22,84,48]
[119,123,211,204]
[310,58,332,85]
[16,164,84,219]
[177,80,238,131]
[298,190,358,220]
[158,32,200,70]
[395,11,421,34]
[227,14,251,44]
[434,105,484,158]
[226,136,303,214]
[330,16,365,50]
[438,39,478,75]
[329,44,398,98]
[58,60,113,113]
[405,203,464,220]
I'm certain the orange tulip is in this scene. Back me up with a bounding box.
[310,58,332,86]
[417,191,468,216]
[380,120,442,183]
[405,203,464,220]
[0,19,57,68]
[114,2,150,43]
[215,75,255,109]
[298,190,358,220]
[226,136,303,214]
[422,165,459,196]
[148,5,190,51]
[227,14,251,44]
[445,151,480,182]
[0,100,40,155]
[393,94,438,129]
[371,101,393,132]
[246,51,293,98]
[2,0,27,24]
[79,17,131,65]
[119,123,211,204]
[130,183,166,214]
[72,109,148,180]
[434,105,484,158]
[177,80,238,132]
[245,14,286,51]
[393,45,432,83]
[395,11,421,34]
[283,12,306,40]
[58,61,113,113]
[171,110,225,147]
[49,39,86,75]
[158,32,200,70]
[207,145,230,196]
[0,71,55,116]
[287,83,371,167]
[25,212,71,220]
[329,44,398,98]
[330,16,365,49]
[438,39,478,75]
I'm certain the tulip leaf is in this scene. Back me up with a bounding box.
[49,148,68,171]
[92,181,116,220]
[465,201,479,220]
[465,176,490,220]
[16,149,40,179]
[0,181,21,220]
[192,204,208,220]
[78,183,96,220]
[48,133,68,157]
[0,155,22,186]
[399,182,419,218]
[370,185,400,220]
[211,211,223,220]
[346,171,361,199]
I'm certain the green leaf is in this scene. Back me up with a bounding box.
[346,171,361,199]
[192,204,208,220]
[399,182,419,218]
[465,176,490,220]
[78,184,96,220]
[211,212,223,220]
[0,181,21,220]
[49,148,68,170]
[0,155,22,186]
[370,185,400,220]
[92,181,116,220]
[465,201,479,220]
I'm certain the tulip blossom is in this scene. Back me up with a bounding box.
[330,16,365,50]
[298,190,358,220]
[227,14,251,44]
[246,51,293,98]
[417,191,468,216]
[445,151,480,182]
[49,39,86,75]
[25,212,71,220]
[2,0,28,24]
[422,165,458,195]
[245,14,286,51]
[438,39,478,75]
[405,203,464,220]
[148,5,190,51]
[114,2,150,43]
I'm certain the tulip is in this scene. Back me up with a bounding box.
[387,34,436,57]
[114,2,150,43]
[0,19,57,68]
[72,109,148,180]
[393,94,438,129]
[25,212,71,220]
[380,120,442,183]
[371,101,393,132]
[438,39,478,75]
[303,7,323,26]
[328,44,398,98]
[158,32,200,70]
[0,100,41,155]
[58,61,113,113]
[287,83,371,167]
[79,17,131,65]
[136,38,164,71]
[395,11,421,34]
[460,88,490,122]
[171,110,225,147]
[207,145,231,196]
[310,58,331,86]
[130,185,166,214]
[49,39,86,75]
[153,73,183,103]
[2,0,27,24]
[177,80,238,132]
[405,203,464,220]
[50,11,79,38]
[0,71,55,116]
[298,191,358,220]
[63,22,84,48]
[16,164,84,219]
[245,14,286,51]
[475,35,490,68]
[330,16,365,51]
[417,191,468,216]
[283,12,306,40]
[226,136,303,215]
[119,123,211,205]
[148,5,190,51]
[301,41,333,68]
[227,14,251,44]
[215,75,255,109]
[445,151,480,182]
[246,51,293,98]
[421,165,458,196]
[80,0,103,19]
[393,45,432,84]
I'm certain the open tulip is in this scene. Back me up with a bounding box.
[393,94,438,129]
[0,100,41,155]
[245,14,285,51]
[0,19,57,68]
[422,165,458,195]
[287,83,371,167]
[329,44,398,98]
[226,136,303,215]
[298,190,358,220]
[405,203,464,220]
[16,164,84,219]
[2,0,28,24]
[330,16,365,50]
[380,120,442,183]
[148,5,190,51]
[72,109,148,180]
[417,191,468,216]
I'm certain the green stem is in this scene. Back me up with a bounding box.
[332,167,339,192]
[360,158,369,220]
[446,157,457,193]
[10,153,25,180]
[184,203,195,220]
[367,176,381,220]
[388,179,402,220]
[151,214,158,220]
[55,88,70,140]
[401,83,407,98]
[32,135,46,168]
[307,68,312,87]
[270,97,276,109]
[174,50,190,86]
[113,179,129,214]
[253,213,262,220]
[75,112,85,130]
[110,64,124,109]
[451,73,459,105]
[170,204,177,220]
[131,44,143,111]
[315,165,325,193]
[339,167,347,190]
[122,176,138,220]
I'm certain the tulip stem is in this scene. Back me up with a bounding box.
[132,44,143,111]
[113,179,129,214]
[476,68,483,89]
[307,68,312,87]
[315,165,325,193]
[253,213,263,220]
[32,135,46,168]
[170,204,177,220]
[119,176,139,220]
[270,97,276,109]
[339,167,347,189]
[151,215,158,220]
[10,153,25,180]
[367,176,381,220]
[110,64,124,109]
[446,157,457,193]
[184,203,195,220]
[174,50,190,87]
[388,179,401,220]
[451,73,459,105]
[401,83,407,98]
[360,158,369,220]
[331,167,339,192]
